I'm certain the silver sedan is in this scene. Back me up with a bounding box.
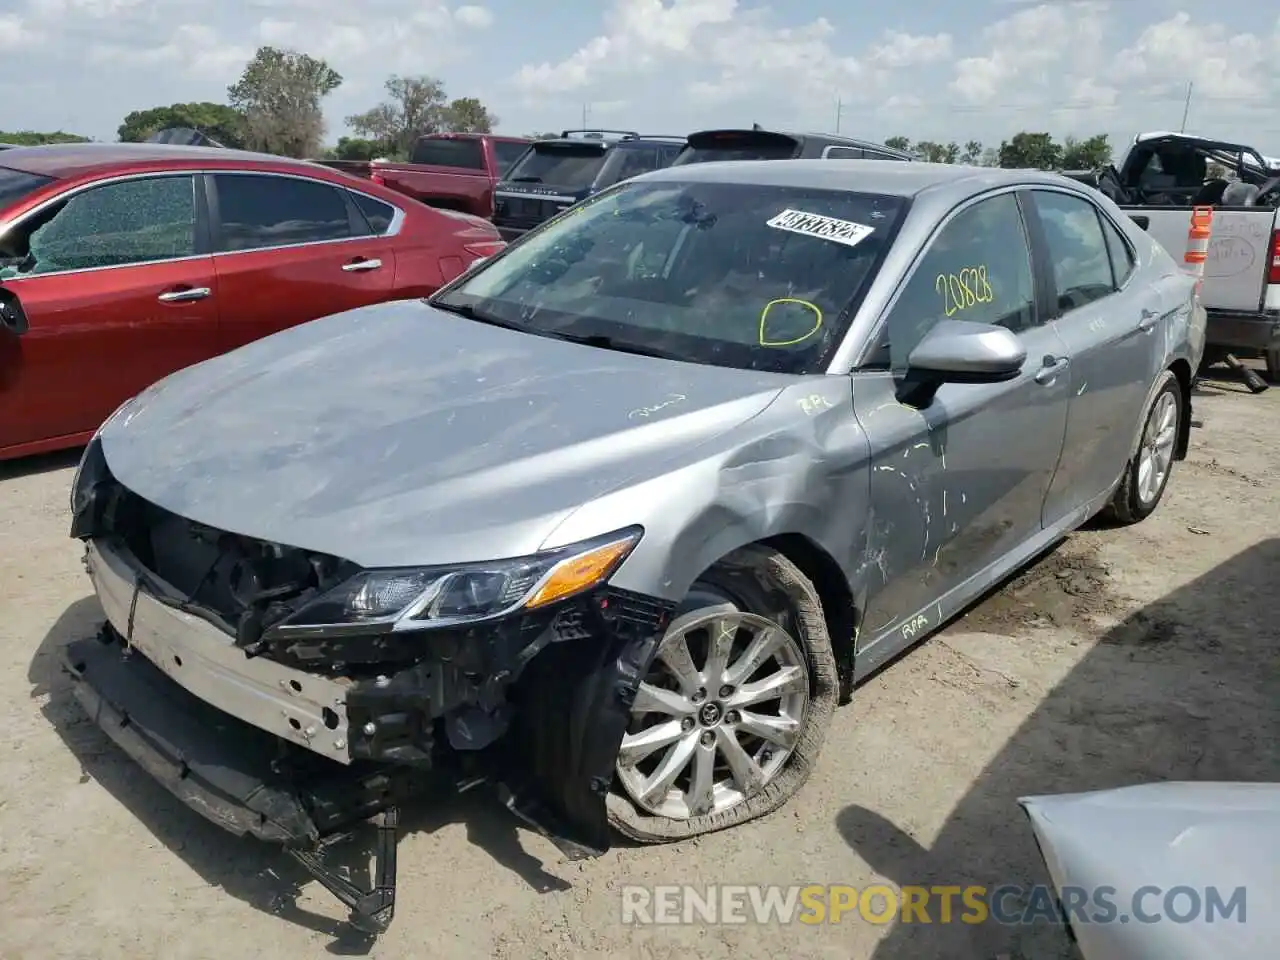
[60,158,1205,929]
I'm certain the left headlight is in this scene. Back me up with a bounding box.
[270,527,642,634]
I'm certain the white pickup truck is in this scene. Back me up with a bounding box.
[1073,132,1280,381]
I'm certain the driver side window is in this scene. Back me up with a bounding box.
[879,192,1036,371]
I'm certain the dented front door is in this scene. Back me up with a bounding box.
[850,191,1072,666]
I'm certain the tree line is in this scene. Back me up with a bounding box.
[111,47,499,159]
[884,132,1114,171]
[5,50,1117,172]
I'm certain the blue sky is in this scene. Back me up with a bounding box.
[1,1,1278,155]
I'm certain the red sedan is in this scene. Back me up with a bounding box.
[0,143,505,460]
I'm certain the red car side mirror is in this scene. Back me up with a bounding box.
[0,288,29,335]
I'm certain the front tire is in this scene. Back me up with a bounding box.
[607,545,838,842]
[1104,370,1182,525]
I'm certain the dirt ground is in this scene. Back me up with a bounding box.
[1,368,1277,960]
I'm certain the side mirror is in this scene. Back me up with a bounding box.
[0,288,28,336]
[897,319,1026,407]
[1129,214,1150,231]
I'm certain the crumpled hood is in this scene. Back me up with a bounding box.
[100,300,789,567]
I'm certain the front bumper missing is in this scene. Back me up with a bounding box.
[66,541,674,934]
[61,630,426,931]
[87,538,353,762]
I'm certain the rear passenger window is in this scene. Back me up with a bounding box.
[410,138,484,168]
[1100,214,1135,287]
[879,193,1037,370]
[351,191,396,235]
[1032,190,1116,311]
[214,174,352,251]
[823,147,864,159]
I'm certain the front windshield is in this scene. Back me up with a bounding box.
[434,179,907,374]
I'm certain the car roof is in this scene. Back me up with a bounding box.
[685,129,915,160]
[0,142,313,179]
[416,132,530,143]
[614,136,686,148]
[640,158,1077,198]
[792,132,913,154]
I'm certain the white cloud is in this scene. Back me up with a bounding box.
[0,14,41,50]
[89,23,254,81]
[250,3,487,78]
[3,0,1280,154]
[950,2,1110,105]
[28,0,148,16]
[868,30,952,69]
[453,5,493,29]
[513,0,737,95]
[1112,12,1270,101]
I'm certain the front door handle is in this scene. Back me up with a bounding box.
[342,258,382,272]
[157,286,212,303]
[1034,356,1069,385]
[1138,308,1158,332]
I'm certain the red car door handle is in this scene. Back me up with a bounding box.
[157,286,212,303]
[342,258,383,272]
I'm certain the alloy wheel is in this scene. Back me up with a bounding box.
[614,609,810,820]
[1136,389,1178,506]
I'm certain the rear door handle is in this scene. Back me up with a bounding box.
[1034,356,1069,385]
[1138,308,1158,332]
[342,258,382,272]
[157,286,211,303]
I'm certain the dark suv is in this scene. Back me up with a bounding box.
[672,127,915,165]
[492,130,685,240]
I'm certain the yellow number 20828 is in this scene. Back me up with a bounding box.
[935,265,994,317]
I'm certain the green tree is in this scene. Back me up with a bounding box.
[998,132,1062,170]
[883,135,911,152]
[347,74,449,157]
[0,130,90,145]
[328,136,390,160]
[442,97,498,133]
[960,140,984,165]
[227,46,342,157]
[117,102,246,147]
[1060,133,1112,170]
[918,141,960,163]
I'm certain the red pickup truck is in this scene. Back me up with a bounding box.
[319,133,531,218]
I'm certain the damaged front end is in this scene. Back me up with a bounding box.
[64,436,673,932]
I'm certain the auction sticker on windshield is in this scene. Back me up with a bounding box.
[766,209,875,248]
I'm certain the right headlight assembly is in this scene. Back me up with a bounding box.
[267,527,643,636]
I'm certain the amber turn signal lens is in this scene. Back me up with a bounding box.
[525,537,637,610]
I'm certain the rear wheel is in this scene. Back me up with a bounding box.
[1104,370,1182,524]
[607,545,838,842]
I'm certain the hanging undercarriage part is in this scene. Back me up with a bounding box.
[60,575,669,934]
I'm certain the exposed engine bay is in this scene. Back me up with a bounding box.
[65,437,674,934]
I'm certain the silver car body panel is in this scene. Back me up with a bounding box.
[1021,782,1278,960]
[86,537,353,760]
[95,159,1205,680]
[99,299,795,569]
